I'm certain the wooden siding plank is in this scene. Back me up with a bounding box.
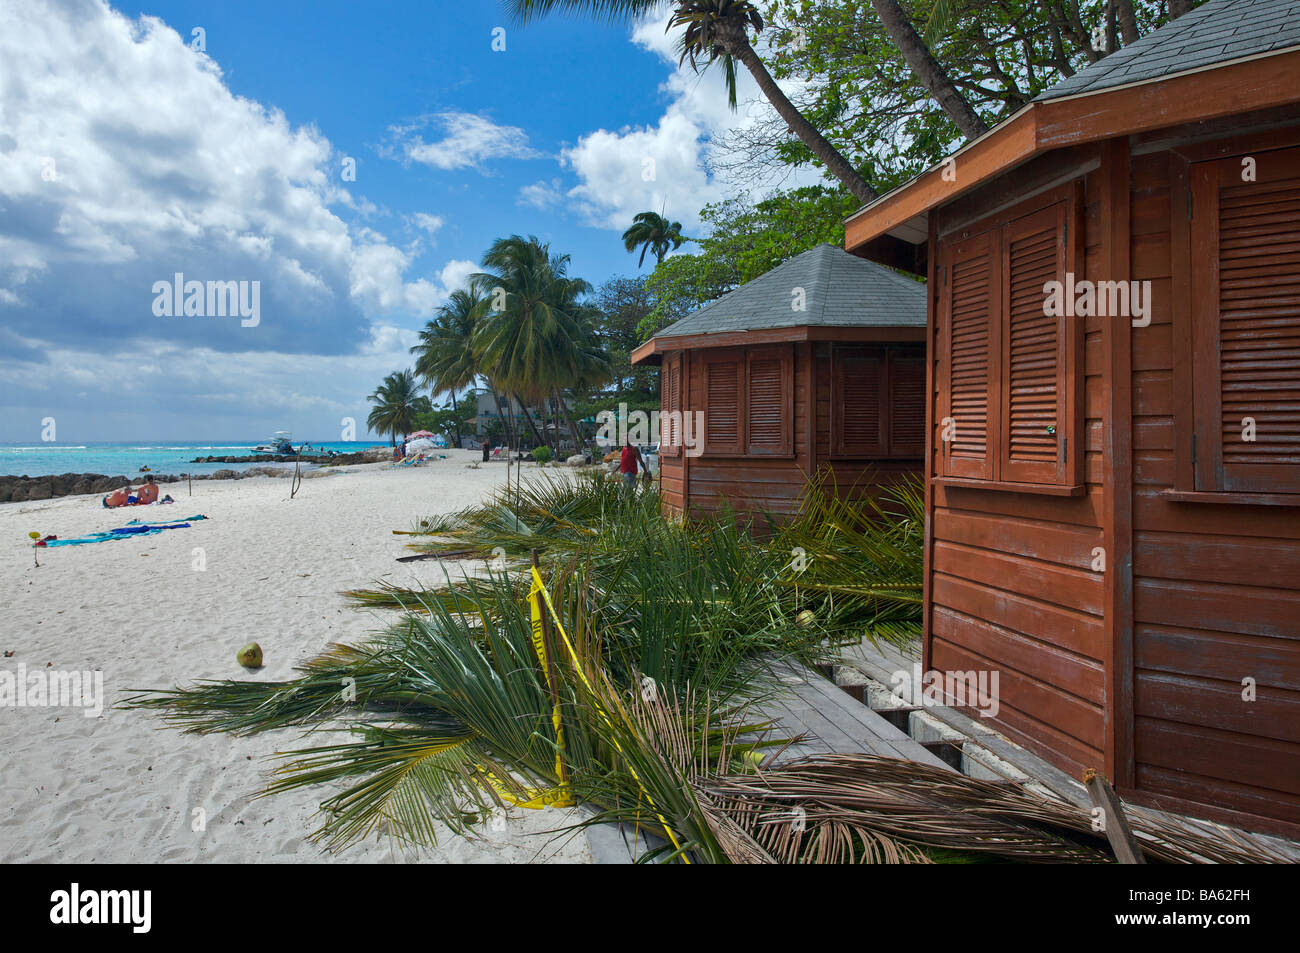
[932,540,1104,615]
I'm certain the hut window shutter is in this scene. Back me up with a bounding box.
[1001,202,1069,485]
[1191,147,1300,494]
[746,346,793,456]
[832,345,885,457]
[661,353,681,457]
[888,347,926,457]
[703,352,743,456]
[939,231,997,479]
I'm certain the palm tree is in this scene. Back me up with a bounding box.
[869,0,987,139]
[367,369,429,446]
[471,235,602,452]
[622,211,687,267]
[508,0,878,205]
[411,289,487,449]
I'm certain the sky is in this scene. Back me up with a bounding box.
[0,0,820,442]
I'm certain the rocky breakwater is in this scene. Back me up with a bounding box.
[192,446,391,466]
[1,446,395,502]
[0,472,183,503]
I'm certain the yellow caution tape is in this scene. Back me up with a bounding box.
[529,566,690,862]
[527,570,574,807]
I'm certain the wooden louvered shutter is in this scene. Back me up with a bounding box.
[939,230,998,479]
[746,346,792,456]
[889,346,926,457]
[832,345,885,457]
[1191,147,1300,494]
[661,353,681,456]
[703,351,743,456]
[1000,202,1068,484]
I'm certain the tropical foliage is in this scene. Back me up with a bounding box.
[622,210,688,267]
[411,288,489,448]
[366,370,431,446]
[726,0,1197,191]
[399,236,611,456]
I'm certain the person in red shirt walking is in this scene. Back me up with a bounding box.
[619,438,648,490]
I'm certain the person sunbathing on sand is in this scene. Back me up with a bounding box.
[135,476,159,504]
[103,476,158,508]
[103,486,131,507]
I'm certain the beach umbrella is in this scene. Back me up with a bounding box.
[408,430,435,439]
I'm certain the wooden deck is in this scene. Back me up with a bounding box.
[757,659,951,770]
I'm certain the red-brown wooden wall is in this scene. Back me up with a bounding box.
[919,115,1300,837]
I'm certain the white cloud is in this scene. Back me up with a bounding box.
[388,111,542,172]
[0,0,481,440]
[517,178,565,210]
[437,259,479,295]
[0,0,445,360]
[412,213,444,235]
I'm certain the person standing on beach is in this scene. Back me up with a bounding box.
[619,438,647,490]
[481,438,490,462]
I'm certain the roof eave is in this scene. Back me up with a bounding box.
[630,323,926,364]
[845,47,1300,263]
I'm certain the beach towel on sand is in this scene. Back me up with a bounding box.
[44,515,208,547]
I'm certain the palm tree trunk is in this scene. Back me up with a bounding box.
[450,391,462,448]
[539,398,554,455]
[491,387,514,450]
[516,392,544,447]
[556,386,582,456]
[868,0,989,141]
[725,35,877,205]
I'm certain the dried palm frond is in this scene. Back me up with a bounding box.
[700,752,1296,864]
[701,753,1112,863]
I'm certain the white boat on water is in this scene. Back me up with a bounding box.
[251,431,295,455]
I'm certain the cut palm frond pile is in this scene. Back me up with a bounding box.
[351,470,924,645]
[126,471,1283,862]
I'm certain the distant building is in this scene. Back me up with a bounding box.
[470,389,576,443]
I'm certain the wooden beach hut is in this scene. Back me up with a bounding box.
[844,0,1300,836]
[630,243,926,518]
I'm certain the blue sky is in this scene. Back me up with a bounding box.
[0,0,814,442]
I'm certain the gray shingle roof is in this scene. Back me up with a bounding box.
[1037,0,1300,101]
[654,244,925,339]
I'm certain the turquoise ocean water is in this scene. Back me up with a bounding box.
[0,441,381,478]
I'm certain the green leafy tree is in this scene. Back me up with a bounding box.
[738,0,1189,190]
[639,185,860,338]
[412,401,467,446]
[367,370,432,446]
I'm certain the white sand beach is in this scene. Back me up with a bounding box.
[0,451,592,863]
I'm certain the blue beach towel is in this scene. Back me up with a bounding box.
[44,515,208,547]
